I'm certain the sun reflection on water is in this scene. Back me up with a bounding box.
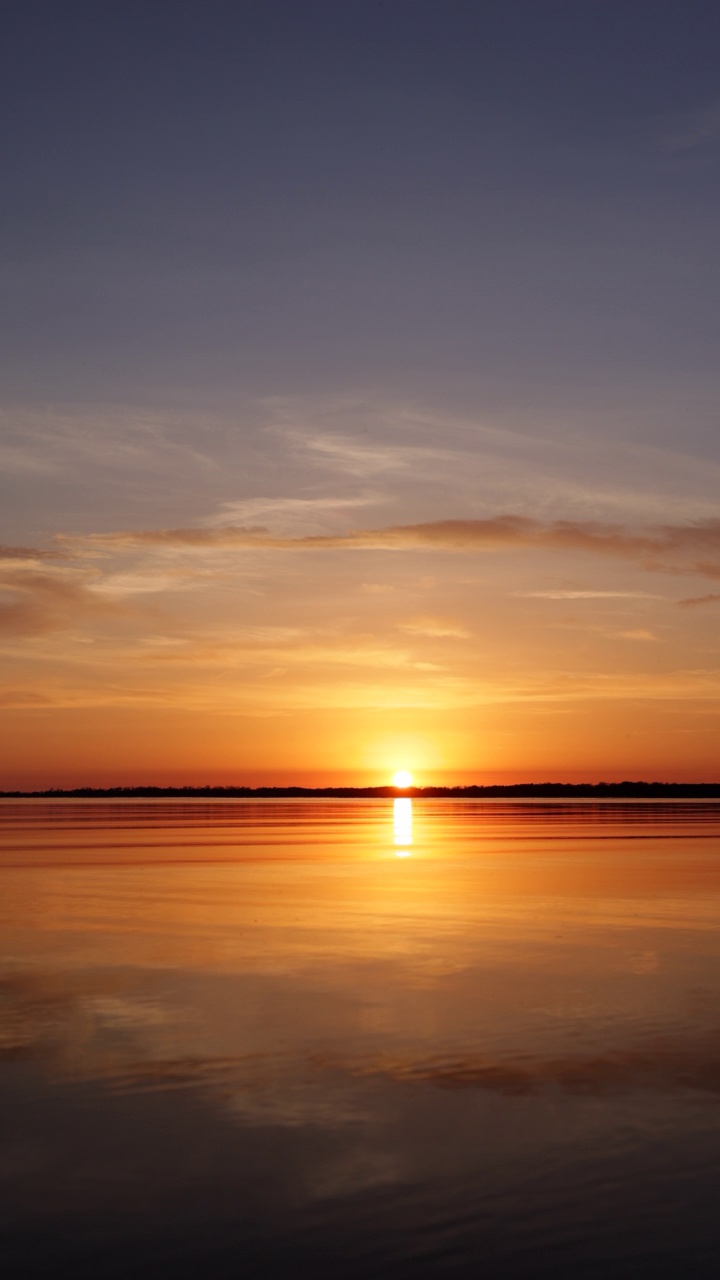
[393,797,412,855]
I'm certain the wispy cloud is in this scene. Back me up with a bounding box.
[206,494,381,533]
[678,592,720,608]
[0,544,60,562]
[5,652,720,713]
[519,590,665,600]
[616,629,658,642]
[265,393,720,525]
[68,514,720,580]
[398,615,471,638]
[0,567,126,636]
[287,430,442,477]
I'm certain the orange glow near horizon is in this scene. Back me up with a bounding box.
[3,696,720,790]
[4,536,720,789]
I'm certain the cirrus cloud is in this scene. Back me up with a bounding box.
[65,514,720,581]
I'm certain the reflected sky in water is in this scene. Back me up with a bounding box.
[3,799,720,1278]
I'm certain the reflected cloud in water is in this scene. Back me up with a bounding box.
[3,799,720,1276]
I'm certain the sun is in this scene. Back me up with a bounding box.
[392,769,413,789]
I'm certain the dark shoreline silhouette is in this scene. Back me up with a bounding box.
[3,782,720,799]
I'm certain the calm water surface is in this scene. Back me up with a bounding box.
[2,798,720,1277]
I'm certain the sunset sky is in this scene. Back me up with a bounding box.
[4,0,720,787]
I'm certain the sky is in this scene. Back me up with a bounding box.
[3,0,720,787]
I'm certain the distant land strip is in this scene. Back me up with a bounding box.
[3,783,720,799]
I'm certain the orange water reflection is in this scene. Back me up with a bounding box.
[4,800,720,1274]
[2,800,720,1071]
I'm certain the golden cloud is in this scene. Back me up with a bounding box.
[67,514,720,580]
[0,568,126,636]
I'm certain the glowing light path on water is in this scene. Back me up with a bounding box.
[393,797,412,855]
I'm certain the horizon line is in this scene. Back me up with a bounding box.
[3,781,720,799]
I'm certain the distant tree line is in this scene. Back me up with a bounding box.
[3,782,720,799]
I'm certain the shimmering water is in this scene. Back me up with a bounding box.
[3,798,720,1278]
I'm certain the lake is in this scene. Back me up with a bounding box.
[2,798,720,1277]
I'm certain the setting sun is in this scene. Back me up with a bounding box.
[392,770,413,789]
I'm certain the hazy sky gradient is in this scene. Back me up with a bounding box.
[4,1,720,785]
